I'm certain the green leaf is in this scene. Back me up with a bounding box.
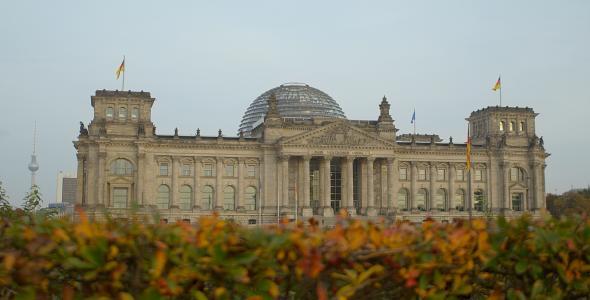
[515,260,527,274]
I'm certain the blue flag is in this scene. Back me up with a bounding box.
[411,110,416,124]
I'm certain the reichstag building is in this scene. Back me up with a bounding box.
[74,83,548,224]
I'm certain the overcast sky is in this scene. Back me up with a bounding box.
[1,1,589,206]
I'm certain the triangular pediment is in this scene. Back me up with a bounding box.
[280,121,395,147]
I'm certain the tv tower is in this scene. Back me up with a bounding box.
[28,122,39,186]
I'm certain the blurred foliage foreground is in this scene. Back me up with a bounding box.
[1,212,589,300]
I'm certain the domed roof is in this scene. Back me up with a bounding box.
[239,83,346,134]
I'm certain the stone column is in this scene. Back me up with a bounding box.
[410,162,417,210]
[345,156,355,216]
[302,156,313,217]
[76,154,86,206]
[280,155,290,210]
[136,152,145,207]
[97,152,106,207]
[321,156,333,217]
[448,164,455,211]
[215,157,224,210]
[366,157,376,216]
[387,158,395,211]
[429,162,436,211]
[170,157,179,209]
[193,158,201,209]
[502,163,510,211]
[237,158,245,211]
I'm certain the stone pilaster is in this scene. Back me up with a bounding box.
[280,155,290,210]
[387,158,395,212]
[429,162,436,211]
[237,158,245,211]
[215,157,223,210]
[193,158,201,210]
[97,152,106,207]
[136,152,145,206]
[448,164,455,211]
[321,156,333,217]
[301,156,313,217]
[170,157,179,209]
[345,156,355,216]
[76,154,86,206]
[410,162,417,210]
[366,157,377,216]
[501,162,510,211]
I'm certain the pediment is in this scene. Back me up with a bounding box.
[280,121,395,147]
[509,182,528,190]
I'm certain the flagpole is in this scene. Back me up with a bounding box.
[122,56,126,91]
[499,74,502,106]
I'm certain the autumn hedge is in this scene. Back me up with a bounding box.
[1,212,589,299]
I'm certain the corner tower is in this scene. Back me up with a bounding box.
[88,90,156,137]
[468,106,538,147]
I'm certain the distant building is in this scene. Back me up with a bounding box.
[74,83,549,225]
[56,171,77,204]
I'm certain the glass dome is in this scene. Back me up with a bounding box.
[239,83,346,135]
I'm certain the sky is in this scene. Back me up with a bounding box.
[1,1,589,206]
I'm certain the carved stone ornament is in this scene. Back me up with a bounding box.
[307,125,374,146]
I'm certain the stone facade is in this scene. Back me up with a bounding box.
[74,89,549,225]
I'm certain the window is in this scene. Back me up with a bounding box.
[416,189,427,211]
[418,168,427,181]
[244,186,257,211]
[202,163,214,177]
[512,193,523,211]
[201,185,214,210]
[454,189,465,211]
[106,107,114,118]
[434,189,446,211]
[509,121,515,132]
[112,188,128,208]
[499,121,505,131]
[181,164,192,176]
[474,169,484,181]
[510,167,525,182]
[397,188,409,211]
[157,185,170,209]
[223,186,235,210]
[474,189,485,212]
[399,167,408,180]
[179,185,192,210]
[248,219,257,225]
[247,165,257,177]
[519,122,525,132]
[111,159,133,175]
[159,163,169,176]
[119,107,127,119]
[456,169,464,181]
[224,163,236,177]
[437,169,446,181]
[131,107,139,119]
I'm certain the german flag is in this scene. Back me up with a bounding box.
[492,76,501,91]
[116,58,125,80]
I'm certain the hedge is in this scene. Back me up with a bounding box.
[0,211,589,299]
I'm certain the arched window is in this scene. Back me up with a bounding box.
[454,189,465,211]
[474,189,486,212]
[499,121,505,131]
[244,186,257,211]
[223,186,235,210]
[509,121,515,132]
[119,107,127,119]
[157,185,170,209]
[201,185,214,210]
[179,185,192,210]
[519,122,525,132]
[510,167,526,182]
[397,188,409,211]
[111,159,133,175]
[512,192,523,211]
[434,189,446,211]
[416,188,427,211]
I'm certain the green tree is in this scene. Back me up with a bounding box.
[0,180,11,214]
[22,184,42,213]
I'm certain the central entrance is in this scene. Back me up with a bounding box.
[330,159,342,213]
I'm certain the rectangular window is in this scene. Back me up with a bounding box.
[418,168,427,181]
[119,107,127,119]
[475,169,484,181]
[159,163,169,176]
[106,107,114,118]
[399,167,408,180]
[112,188,128,208]
[224,164,235,177]
[437,169,446,181]
[131,107,139,119]
[203,163,214,177]
[519,122,525,132]
[456,169,464,181]
[181,164,192,176]
[247,165,257,177]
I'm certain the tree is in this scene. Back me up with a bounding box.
[0,180,11,214]
[546,188,590,218]
[22,184,42,213]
